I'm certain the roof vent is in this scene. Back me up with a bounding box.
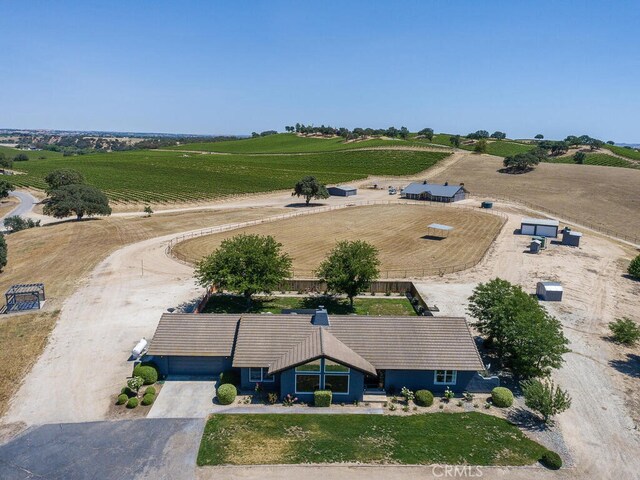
[312,307,330,326]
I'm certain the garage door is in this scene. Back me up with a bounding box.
[521,224,536,235]
[536,225,557,237]
[168,356,226,376]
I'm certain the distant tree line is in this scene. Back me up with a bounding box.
[284,123,424,141]
[251,130,278,138]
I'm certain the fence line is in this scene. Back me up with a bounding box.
[165,199,508,279]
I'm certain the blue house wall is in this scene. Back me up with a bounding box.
[384,370,478,394]
[240,367,279,392]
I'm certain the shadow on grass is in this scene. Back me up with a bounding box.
[201,294,356,315]
[298,296,355,315]
[609,353,640,378]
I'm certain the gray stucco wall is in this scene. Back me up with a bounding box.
[384,370,478,394]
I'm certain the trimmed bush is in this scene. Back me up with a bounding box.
[314,390,332,407]
[491,387,514,408]
[628,254,640,279]
[121,386,136,398]
[133,364,158,385]
[144,386,156,396]
[414,390,434,407]
[540,451,562,470]
[217,383,237,405]
[219,370,240,386]
[116,393,128,405]
[126,397,139,409]
[141,393,156,406]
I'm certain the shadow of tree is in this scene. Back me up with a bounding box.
[507,407,549,432]
[609,354,640,378]
[299,295,355,315]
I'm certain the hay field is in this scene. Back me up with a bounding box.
[173,204,505,277]
[430,154,640,240]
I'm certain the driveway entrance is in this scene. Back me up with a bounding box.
[148,379,217,419]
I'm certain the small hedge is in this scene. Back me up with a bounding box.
[217,383,237,405]
[491,387,514,408]
[415,389,434,407]
[145,386,156,396]
[116,393,128,405]
[126,397,139,409]
[141,393,156,406]
[314,390,332,407]
[121,386,136,398]
[132,364,158,385]
[540,450,562,470]
[219,370,240,386]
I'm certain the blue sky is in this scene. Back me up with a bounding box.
[1,1,639,141]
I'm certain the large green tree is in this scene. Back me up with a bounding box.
[503,152,541,173]
[44,169,85,193]
[293,176,329,205]
[418,128,434,141]
[628,254,640,279]
[316,240,380,308]
[0,179,13,199]
[573,151,586,164]
[195,234,292,308]
[449,135,461,147]
[0,233,6,271]
[0,153,12,169]
[43,184,111,220]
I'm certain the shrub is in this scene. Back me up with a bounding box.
[608,317,640,346]
[219,370,240,386]
[126,397,139,409]
[141,393,156,406]
[133,365,158,385]
[217,383,237,405]
[628,254,640,279]
[127,376,144,392]
[267,392,279,404]
[540,451,562,470]
[414,390,434,407]
[121,386,136,398]
[521,379,571,423]
[144,386,156,396]
[314,390,332,407]
[400,386,414,404]
[116,393,128,405]
[491,387,514,408]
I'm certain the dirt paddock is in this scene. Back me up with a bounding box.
[172,204,506,276]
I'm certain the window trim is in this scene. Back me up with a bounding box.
[295,373,321,394]
[248,367,274,383]
[433,370,457,385]
[323,373,350,395]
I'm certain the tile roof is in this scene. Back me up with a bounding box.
[267,327,377,376]
[147,313,239,357]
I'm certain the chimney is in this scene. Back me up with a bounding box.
[312,307,330,326]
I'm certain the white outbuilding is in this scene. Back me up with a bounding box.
[536,281,563,301]
[520,218,559,237]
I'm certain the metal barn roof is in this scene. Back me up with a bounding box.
[403,182,464,198]
[538,282,563,291]
[521,218,559,227]
[427,223,454,231]
[330,185,356,191]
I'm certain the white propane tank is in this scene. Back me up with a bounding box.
[132,338,148,357]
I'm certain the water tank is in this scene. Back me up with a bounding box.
[132,338,148,357]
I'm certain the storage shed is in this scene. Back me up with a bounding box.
[520,218,559,237]
[562,229,582,247]
[529,239,541,254]
[536,282,563,301]
[327,185,357,197]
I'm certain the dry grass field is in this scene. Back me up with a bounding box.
[431,154,640,241]
[0,196,19,218]
[173,204,505,277]
[0,207,281,417]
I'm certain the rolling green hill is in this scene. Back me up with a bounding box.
[604,145,640,161]
[543,153,640,169]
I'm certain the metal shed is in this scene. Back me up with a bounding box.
[536,282,563,301]
[520,218,559,237]
[530,239,541,254]
[426,223,454,238]
[562,229,582,247]
[327,185,357,197]
[5,283,46,312]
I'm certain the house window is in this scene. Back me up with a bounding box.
[434,370,457,385]
[324,374,349,394]
[295,374,320,394]
[249,367,274,383]
[324,360,349,373]
[295,359,321,372]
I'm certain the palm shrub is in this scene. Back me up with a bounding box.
[491,387,514,407]
[521,379,571,423]
[628,254,640,279]
[217,383,237,405]
[414,390,434,407]
[608,318,640,346]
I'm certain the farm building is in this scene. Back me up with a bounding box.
[145,309,498,403]
[536,282,563,301]
[4,283,46,313]
[562,229,582,247]
[401,182,467,203]
[520,218,559,237]
[327,185,357,197]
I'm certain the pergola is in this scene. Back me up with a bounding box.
[5,283,45,313]
[426,223,454,238]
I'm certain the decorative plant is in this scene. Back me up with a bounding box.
[443,387,454,402]
[127,376,144,393]
[254,382,263,394]
[282,394,298,407]
[463,391,474,402]
[267,392,279,405]
[400,386,414,404]
[389,403,397,411]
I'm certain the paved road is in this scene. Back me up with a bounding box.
[0,419,205,480]
[1,190,38,221]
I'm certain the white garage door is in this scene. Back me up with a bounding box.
[521,224,536,235]
[536,226,557,237]
[168,356,226,376]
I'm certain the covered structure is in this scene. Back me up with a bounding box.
[520,218,559,237]
[5,283,45,313]
[401,182,467,203]
[536,282,563,301]
[426,223,454,238]
[562,229,582,247]
[327,185,357,197]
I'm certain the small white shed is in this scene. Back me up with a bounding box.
[536,281,563,301]
[521,218,559,237]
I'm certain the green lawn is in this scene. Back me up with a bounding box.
[202,294,416,316]
[7,148,450,203]
[544,152,640,169]
[197,413,549,466]
[605,145,640,160]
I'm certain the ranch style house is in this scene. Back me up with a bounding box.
[401,182,468,202]
[144,309,498,403]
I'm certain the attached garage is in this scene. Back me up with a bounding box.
[167,356,227,376]
[520,218,559,237]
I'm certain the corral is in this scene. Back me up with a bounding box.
[172,203,505,277]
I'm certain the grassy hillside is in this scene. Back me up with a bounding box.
[0,145,64,161]
[460,140,534,157]
[544,153,640,169]
[605,145,640,160]
[9,148,450,203]
[172,133,447,154]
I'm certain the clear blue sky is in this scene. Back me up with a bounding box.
[1,1,639,141]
